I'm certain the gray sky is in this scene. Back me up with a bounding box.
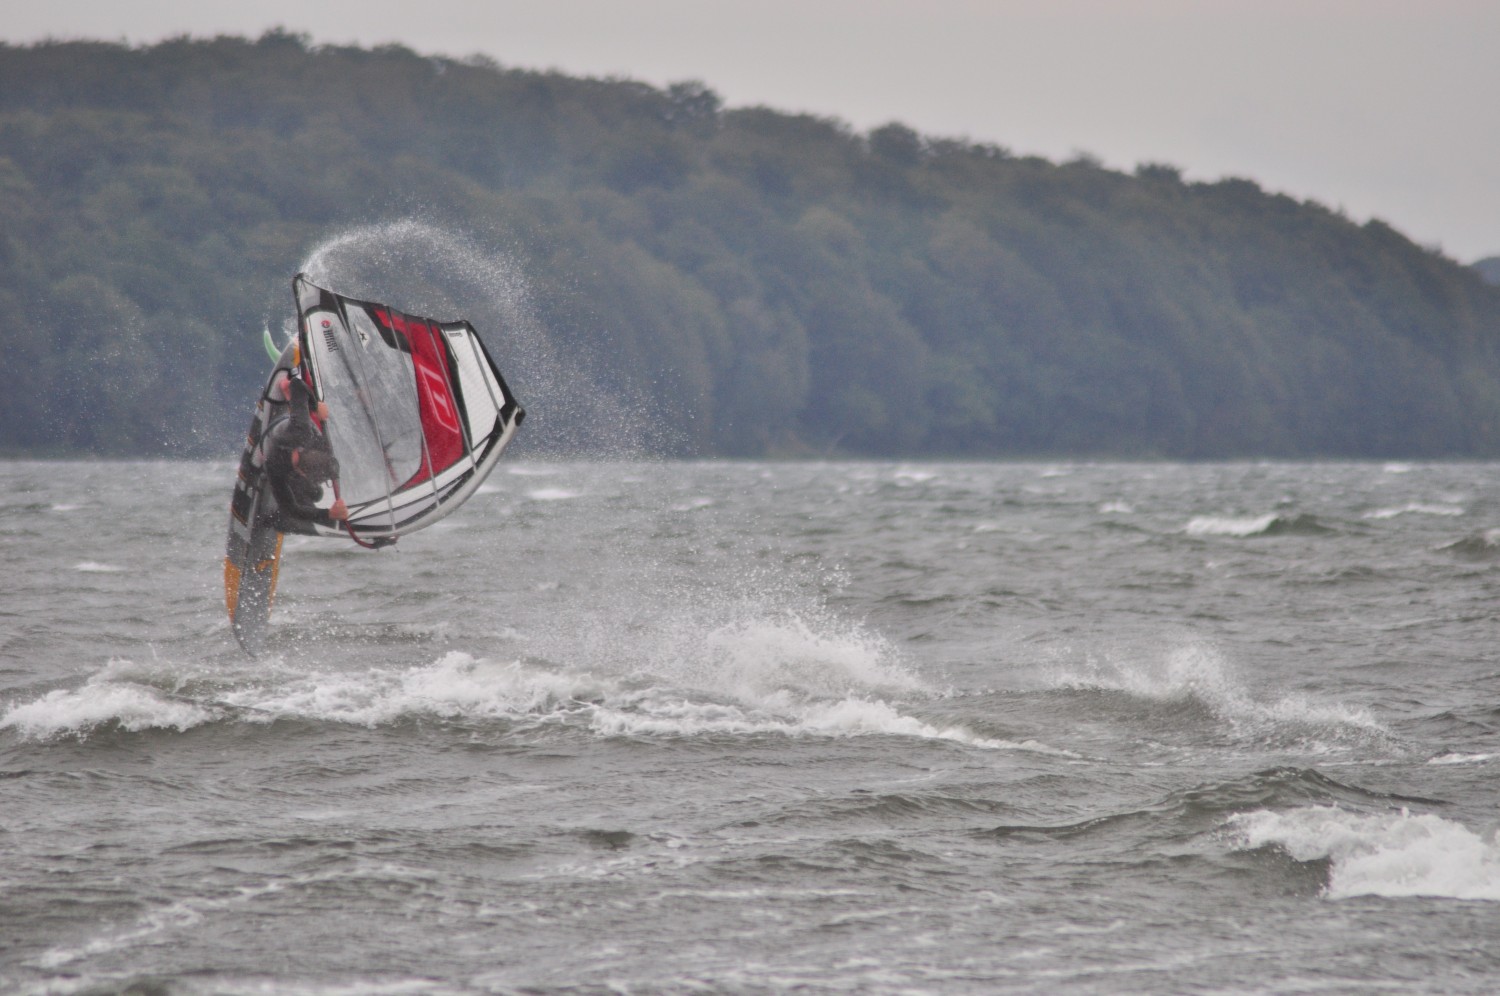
[9,0,1498,261]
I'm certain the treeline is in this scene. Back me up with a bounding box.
[3,31,1500,458]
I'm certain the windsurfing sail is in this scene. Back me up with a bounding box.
[293,274,525,542]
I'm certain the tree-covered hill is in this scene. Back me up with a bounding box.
[1475,258,1500,287]
[4,32,1500,458]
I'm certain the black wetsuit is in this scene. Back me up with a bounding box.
[262,377,339,534]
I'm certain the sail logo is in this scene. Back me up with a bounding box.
[416,362,460,433]
[318,316,340,352]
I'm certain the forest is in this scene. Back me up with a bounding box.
[3,31,1500,459]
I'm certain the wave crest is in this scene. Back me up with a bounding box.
[1,674,219,739]
[1439,529,1500,560]
[1,613,1038,752]
[1229,806,1500,901]
[1185,513,1332,538]
[1045,641,1385,748]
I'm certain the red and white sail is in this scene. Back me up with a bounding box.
[294,274,524,540]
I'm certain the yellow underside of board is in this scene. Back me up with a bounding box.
[223,557,241,619]
[224,532,286,621]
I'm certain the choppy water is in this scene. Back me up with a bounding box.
[3,459,1500,994]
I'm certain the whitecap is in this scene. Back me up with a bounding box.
[1427,752,1494,766]
[219,651,601,727]
[204,613,1035,752]
[1363,503,1464,520]
[1099,501,1134,514]
[1046,641,1383,742]
[1185,514,1278,537]
[577,612,1071,752]
[1228,806,1500,901]
[527,488,581,501]
[694,614,923,700]
[582,690,1064,753]
[1,682,217,738]
[73,561,125,573]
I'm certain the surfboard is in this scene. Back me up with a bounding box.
[224,339,300,654]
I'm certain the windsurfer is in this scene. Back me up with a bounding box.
[261,373,349,533]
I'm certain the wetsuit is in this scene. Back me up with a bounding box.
[262,376,339,534]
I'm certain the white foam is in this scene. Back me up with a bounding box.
[1229,807,1500,901]
[73,561,125,573]
[526,487,581,501]
[1047,642,1382,741]
[211,638,1033,751]
[695,615,922,701]
[585,614,1072,753]
[351,613,1029,749]
[50,502,81,512]
[581,688,1060,752]
[1428,752,1495,766]
[1099,501,1134,514]
[2,608,1033,752]
[1185,514,1278,537]
[1364,503,1464,519]
[1,681,217,739]
[224,652,602,727]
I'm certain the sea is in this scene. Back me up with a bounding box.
[3,458,1499,994]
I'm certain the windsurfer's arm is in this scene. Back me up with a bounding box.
[275,374,330,426]
[283,375,313,433]
[269,483,340,530]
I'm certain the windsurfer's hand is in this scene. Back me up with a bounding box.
[315,401,330,421]
[275,374,290,398]
[329,499,348,522]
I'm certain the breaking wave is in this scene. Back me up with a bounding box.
[1363,503,1464,520]
[1439,529,1500,560]
[989,767,1436,843]
[1,676,217,738]
[0,616,1038,752]
[1044,641,1385,748]
[1228,806,1500,901]
[1184,513,1333,538]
